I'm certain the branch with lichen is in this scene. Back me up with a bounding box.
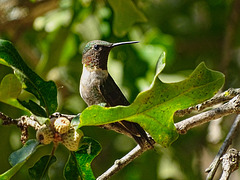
[1,88,240,179]
[0,112,41,143]
[175,88,240,117]
[96,91,240,179]
[220,148,240,180]
[205,115,240,180]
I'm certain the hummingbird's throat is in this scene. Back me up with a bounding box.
[82,52,108,70]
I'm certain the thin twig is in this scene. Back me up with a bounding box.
[175,95,240,134]
[0,112,41,143]
[175,88,240,117]
[96,144,153,180]
[0,112,19,125]
[205,115,240,179]
[219,148,240,180]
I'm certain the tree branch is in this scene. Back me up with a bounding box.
[175,88,240,117]
[175,95,240,134]
[205,115,240,179]
[0,112,18,125]
[1,90,240,179]
[0,112,41,143]
[219,148,240,180]
[96,144,153,180]
[96,93,240,179]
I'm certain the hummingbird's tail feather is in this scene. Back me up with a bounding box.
[100,121,154,148]
[120,120,154,148]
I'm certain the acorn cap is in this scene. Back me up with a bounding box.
[36,124,54,145]
[62,128,83,151]
[54,117,70,134]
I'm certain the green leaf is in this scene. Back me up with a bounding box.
[33,116,50,125]
[0,74,28,111]
[9,139,39,166]
[65,137,101,180]
[28,155,57,179]
[1,141,54,180]
[79,58,225,147]
[0,160,26,180]
[18,100,47,117]
[108,0,147,37]
[71,114,81,130]
[48,144,70,180]
[155,52,166,75]
[0,140,39,179]
[0,39,58,116]
[15,143,54,179]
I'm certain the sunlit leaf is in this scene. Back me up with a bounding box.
[0,74,21,99]
[0,160,26,180]
[0,40,58,116]
[65,137,101,180]
[108,0,147,37]
[0,74,28,111]
[79,55,225,147]
[155,52,166,76]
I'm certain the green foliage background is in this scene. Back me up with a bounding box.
[0,0,240,179]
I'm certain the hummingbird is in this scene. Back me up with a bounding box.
[80,40,152,148]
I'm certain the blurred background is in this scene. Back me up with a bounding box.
[1,0,240,179]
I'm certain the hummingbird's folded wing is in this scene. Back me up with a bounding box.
[99,74,152,147]
[100,74,130,106]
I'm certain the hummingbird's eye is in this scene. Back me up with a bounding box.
[93,45,99,50]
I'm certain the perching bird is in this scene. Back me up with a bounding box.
[80,40,152,148]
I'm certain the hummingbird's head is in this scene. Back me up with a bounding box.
[82,40,139,70]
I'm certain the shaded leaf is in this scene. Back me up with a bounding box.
[0,40,58,116]
[14,143,54,179]
[9,139,39,166]
[48,144,70,180]
[28,155,56,179]
[1,142,53,180]
[108,0,147,37]
[18,100,47,117]
[0,74,28,111]
[65,137,101,180]
[79,58,225,147]
[65,152,82,180]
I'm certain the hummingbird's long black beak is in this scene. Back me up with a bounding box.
[111,41,139,48]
